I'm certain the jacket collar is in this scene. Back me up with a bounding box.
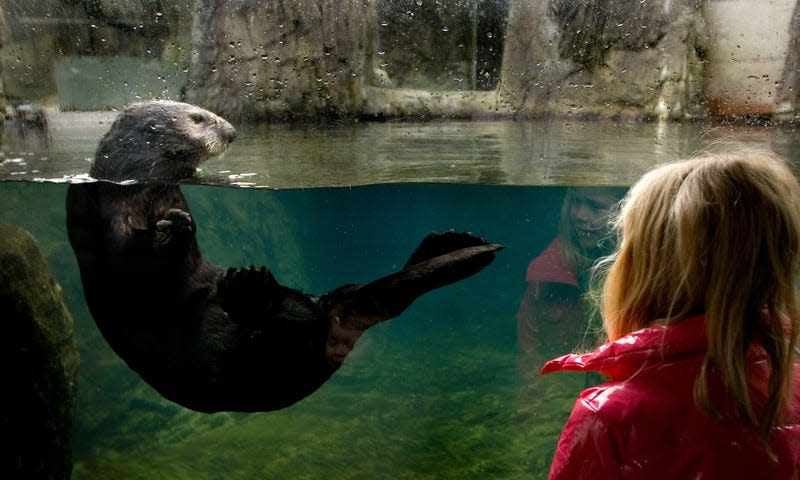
[540,314,708,381]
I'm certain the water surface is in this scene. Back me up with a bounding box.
[4,113,800,187]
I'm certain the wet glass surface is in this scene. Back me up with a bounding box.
[4,114,800,187]
[4,1,800,477]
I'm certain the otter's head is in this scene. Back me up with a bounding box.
[91,100,237,183]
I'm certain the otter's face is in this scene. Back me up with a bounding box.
[152,101,237,165]
[91,100,237,183]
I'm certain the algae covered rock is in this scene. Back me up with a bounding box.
[0,223,79,480]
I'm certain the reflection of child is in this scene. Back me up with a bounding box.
[325,315,365,366]
[516,187,625,367]
[542,151,800,478]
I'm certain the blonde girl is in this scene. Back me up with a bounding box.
[542,149,800,479]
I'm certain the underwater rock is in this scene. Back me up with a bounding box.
[0,223,79,480]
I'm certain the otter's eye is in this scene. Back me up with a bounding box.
[189,113,207,124]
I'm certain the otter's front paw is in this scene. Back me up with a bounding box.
[153,208,194,248]
[217,266,281,325]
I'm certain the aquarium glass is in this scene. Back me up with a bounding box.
[2,1,800,479]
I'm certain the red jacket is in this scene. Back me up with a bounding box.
[525,238,578,286]
[541,315,800,479]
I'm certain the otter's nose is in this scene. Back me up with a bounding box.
[219,121,237,144]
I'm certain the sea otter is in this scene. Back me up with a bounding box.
[66,100,501,413]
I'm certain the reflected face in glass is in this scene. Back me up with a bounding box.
[325,321,363,365]
[569,188,621,251]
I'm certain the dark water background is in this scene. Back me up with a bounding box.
[3,116,800,479]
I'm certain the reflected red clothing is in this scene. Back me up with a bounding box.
[525,238,578,286]
[541,315,800,479]
[517,239,583,361]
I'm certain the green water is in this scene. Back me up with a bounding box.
[4,116,800,479]
[1,179,588,479]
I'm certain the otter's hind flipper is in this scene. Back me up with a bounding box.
[404,229,492,267]
[322,231,502,330]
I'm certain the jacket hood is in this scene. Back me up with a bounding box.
[540,314,708,380]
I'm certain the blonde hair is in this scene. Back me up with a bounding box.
[558,187,625,286]
[600,148,800,438]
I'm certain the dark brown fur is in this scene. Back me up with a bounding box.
[90,100,236,183]
[67,100,500,412]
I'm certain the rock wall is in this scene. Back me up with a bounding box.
[498,0,708,119]
[185,0,714,120]
[374,0,508,91]
[0,223,79,480]
[703,0,796,117]
[184,0,377,120]
[778,0,800,117]
[2,0,800,120]
[2,0,191,103]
